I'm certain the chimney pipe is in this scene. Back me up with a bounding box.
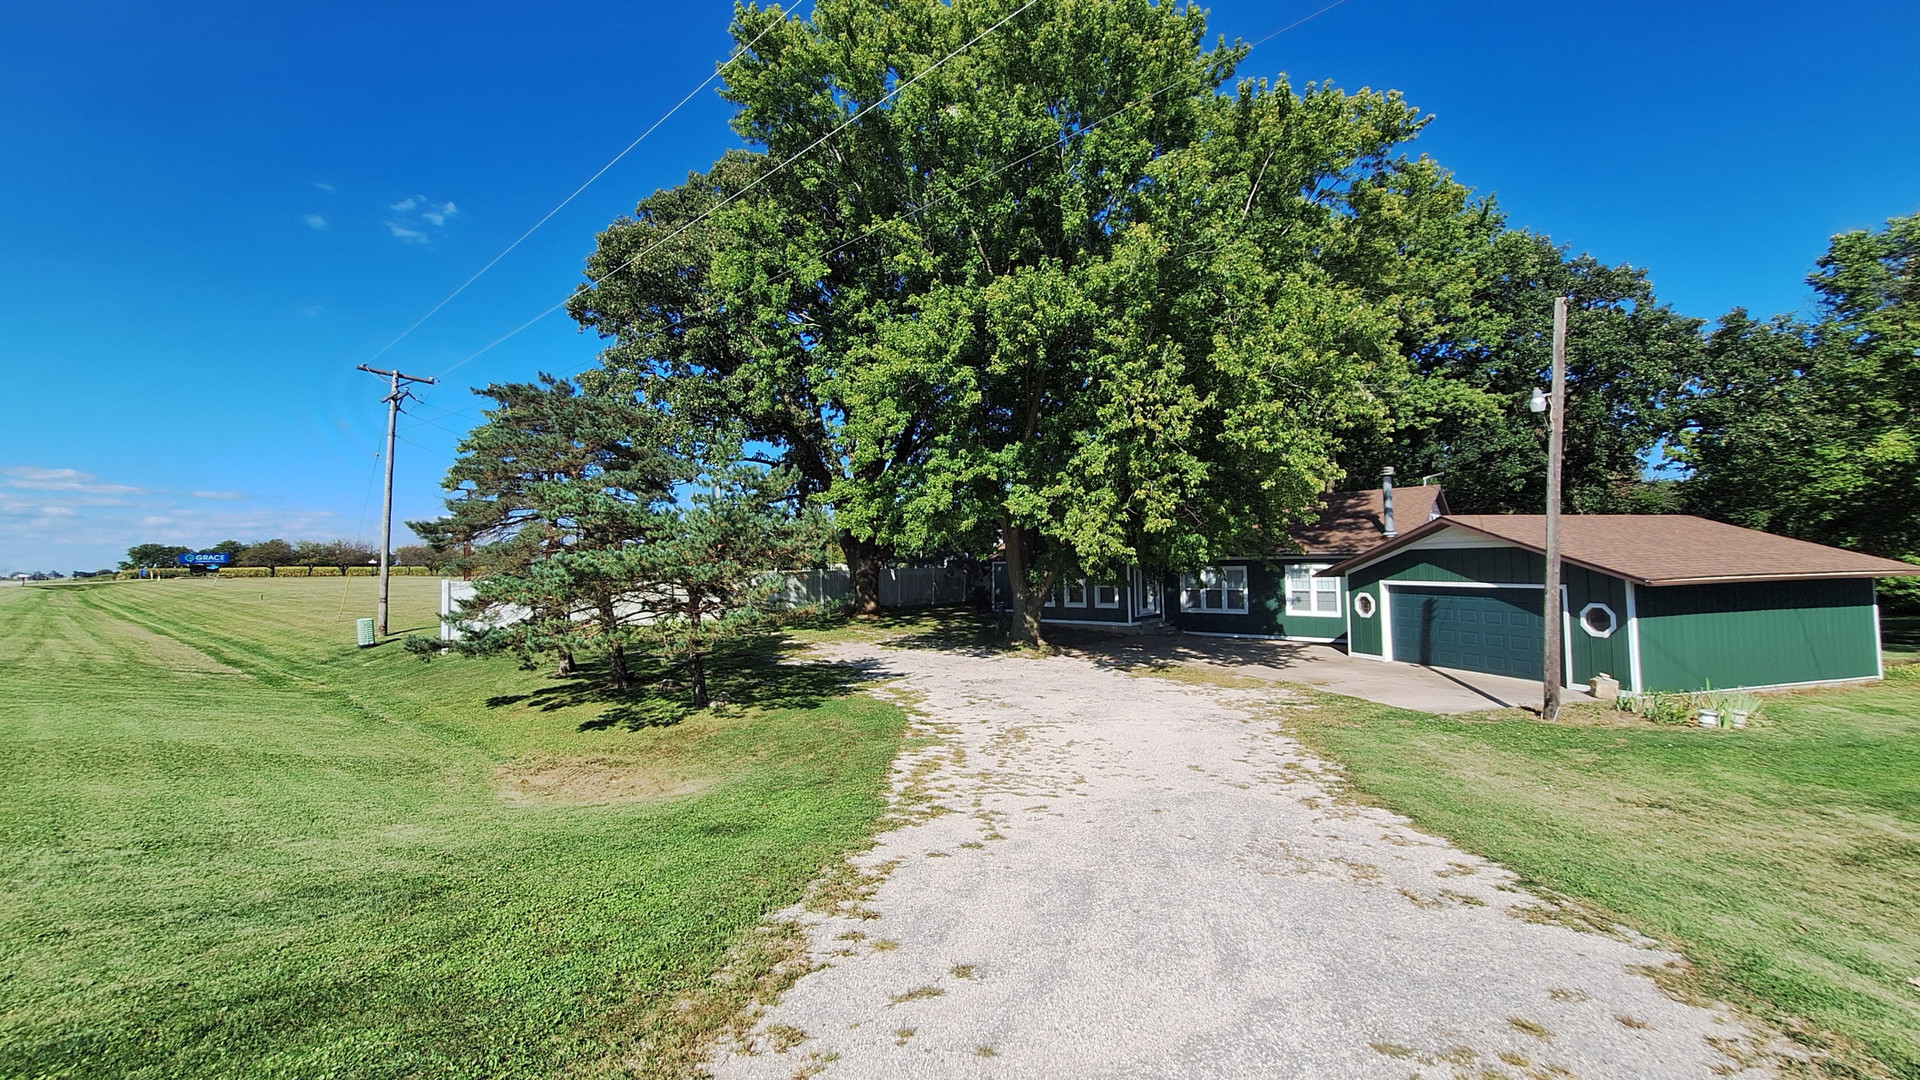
[1381,467,1397,538]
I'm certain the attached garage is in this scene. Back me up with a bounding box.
[1326,515,1918,694]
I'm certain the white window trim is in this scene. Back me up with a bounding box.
[1064,577,1088,607]
[1578,602,1618,639]
[1094,582,1121,609]
[1180,565,1249,615]
[1352,592,1376,619]
[1285,563,1342,618]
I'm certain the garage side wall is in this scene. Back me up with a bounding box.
[1636,579,1880,692]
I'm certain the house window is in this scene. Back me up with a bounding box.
[1352,592,1376,619]
[1180,566,1248,614]
[1064,578,1088,607]
[1580,602,1618,638]
[1285,563,1341,617]
[1094,583,1121,609]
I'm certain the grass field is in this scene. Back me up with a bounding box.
[1273,665,1920,1079]
[0,576,906,1079]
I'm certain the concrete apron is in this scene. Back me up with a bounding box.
[1059,632,1599,715]
[706,642,1778,1080]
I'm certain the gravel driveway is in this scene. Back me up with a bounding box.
[707,641,1779,1079]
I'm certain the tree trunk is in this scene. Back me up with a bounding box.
[607,643,630,690]
[687,601,709,707]
[842,532,887,616]
[554,649,577,677]
[688,647,709,708]
[1003,524,1053,647]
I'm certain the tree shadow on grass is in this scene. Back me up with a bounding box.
[850,607,1019,657]
[480,636,885,733]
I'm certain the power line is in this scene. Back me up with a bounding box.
[362,9,789,367]
[429,0,1041,382]
[402,0,1357,435]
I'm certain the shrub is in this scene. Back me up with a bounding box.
[218,567,272,578]
[1619,691,1693,725]
[309,566,343,577]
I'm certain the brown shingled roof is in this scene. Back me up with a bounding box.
[1289,486,1447,556]
[1321,514,1920,585]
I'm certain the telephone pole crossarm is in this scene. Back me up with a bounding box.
[357,365,438,636]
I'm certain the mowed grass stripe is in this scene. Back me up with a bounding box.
[0,579,905,1079]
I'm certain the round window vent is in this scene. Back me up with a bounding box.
[1353,593,1377,619]
[1579,602,1618,638]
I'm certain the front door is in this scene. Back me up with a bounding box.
[1133,569,1161,618]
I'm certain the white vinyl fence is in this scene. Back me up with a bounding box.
[440,565,973,640]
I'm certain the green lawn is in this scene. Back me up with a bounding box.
[1274,664,1920,1079]
[0,577,905,1079]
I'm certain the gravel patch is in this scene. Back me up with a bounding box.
[707,641,1782,1079]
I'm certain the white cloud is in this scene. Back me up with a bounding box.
[0,464,345,574]
[384,194,458,243]
[303,213,328,230]
[314,182,337,193]
[2,466,144,495]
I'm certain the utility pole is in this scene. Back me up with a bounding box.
[1541,296,1569,720]
[357,364,437,636]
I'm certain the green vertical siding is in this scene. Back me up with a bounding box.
[1637,579,1880,692]
[1167,562,1348,639]
[1564,565,1631,690]
[1349,578,1384,656]
[1347,546,1546,588]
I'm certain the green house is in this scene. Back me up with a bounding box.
[991,482,1448,640]
[1322,514,1919,693]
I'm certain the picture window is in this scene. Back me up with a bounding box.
[1180,566,1248,614]
[1285,563,1341,617]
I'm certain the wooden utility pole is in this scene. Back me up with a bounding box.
[357,364,437,636]
[1542,297,1569,720]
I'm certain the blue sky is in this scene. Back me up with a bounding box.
[2,0,1916,574]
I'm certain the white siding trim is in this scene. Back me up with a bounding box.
[1873,580,1885,680]
[1379,583,1395,662]
[1624,581,1644,693]
[1380,579,1544,589]
[1182,631,1345,644]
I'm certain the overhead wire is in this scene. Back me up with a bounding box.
[402,0,1355,435]
[361,9,789,367]
[426,0,1041,384]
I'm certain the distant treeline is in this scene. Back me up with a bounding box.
[119,539,455,575]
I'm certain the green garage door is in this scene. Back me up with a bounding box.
[1390,586,1543,679]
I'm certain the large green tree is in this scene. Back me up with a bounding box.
[120,544,191,570]
[1678,211,1920,561]
[571,0,1488,642]
[414,376,672,678]
[1339,227,1704,514]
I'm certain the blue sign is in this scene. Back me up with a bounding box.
[177,552,231,566]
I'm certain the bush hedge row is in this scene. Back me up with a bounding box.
[111,566,444,580]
